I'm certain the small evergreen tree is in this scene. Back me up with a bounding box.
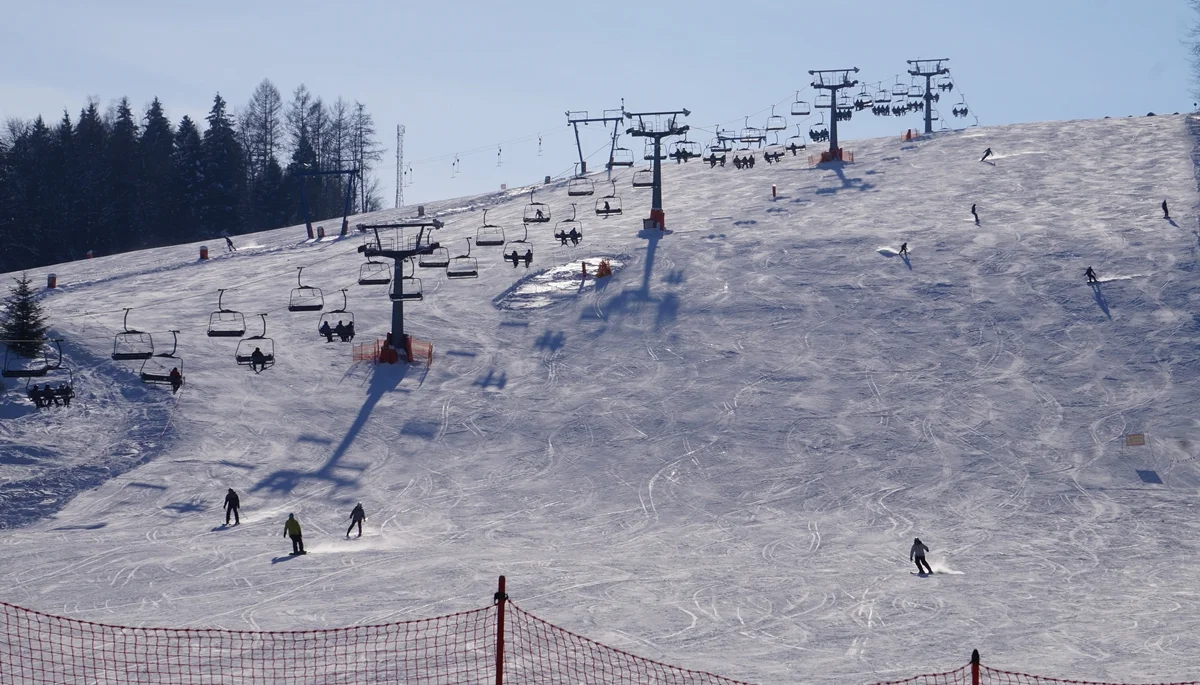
[1,273,48,358]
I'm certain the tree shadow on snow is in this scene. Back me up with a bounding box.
[252,363,408,495]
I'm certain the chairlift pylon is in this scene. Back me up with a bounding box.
[523,189,551,224]
[140,330,183,386]
[446,238,480,279]
[475,209,506,247]
[288,267,324,312]
[112,308,154,360]
[207,289,246,338]
[235,314,275,371]
[595,180,623,217]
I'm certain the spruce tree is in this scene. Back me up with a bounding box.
[200,93,246,236]
[140,98,175,248]
[1,273,48,358]
[172,116,204,242]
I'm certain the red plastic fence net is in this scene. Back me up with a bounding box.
[505,602,755,685]
[864,664,972,685]
[1,601,496,685]
[979,666,1200,685]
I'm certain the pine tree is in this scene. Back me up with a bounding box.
[107,97,140,251]
[172,115,204,242]
[200,93,246,236]
[140,98,175,248]
[1,273,49,358]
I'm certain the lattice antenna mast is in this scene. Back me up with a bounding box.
[565,107,626,180]
[624,107,689,229]
[359,218,443,342]
[809,68,859,153]
[907,59,950,134]
[395,124,405,209]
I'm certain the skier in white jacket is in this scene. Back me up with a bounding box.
[910,538,933,575]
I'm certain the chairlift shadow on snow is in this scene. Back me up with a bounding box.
[1090,282,1111,319]
[252,362,408,495]
[584,224,678,329]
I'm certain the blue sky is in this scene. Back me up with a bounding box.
[1,0,1193,207]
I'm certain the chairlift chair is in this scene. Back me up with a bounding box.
[643,140,666,162]
[475,209,507,247]
[207,289,246,337]
[140,330,183,385]
[317,289,356,339]
[790,93,811,116]
[112,308,154,360]
[595,181,623,217]
[632,169,654,188]
[235,314,275,370]
[567,177,595,197]
[891,81,908,97]
[24,366,74,406]
[875,88,892,105]
[391,259,423,301]
[908,83,924,99]
[523,190,551,224]
[765,106,787,132]
[815,92,832,108]
[739,117,765,144]
[786,124,808,154]
[608,147,635,168]
[446,238,480,279]
[503,226,534,268]
[358,260,391,285]
[554,204,584,246]
[2,338,63,378]
[709,136,732,153]
[288,267,324,312]
[418,245,451,268]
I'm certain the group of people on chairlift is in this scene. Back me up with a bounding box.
[506,248,534,267]
[554,227,582,246]
[319,319,355,343]
[28,382,73,408]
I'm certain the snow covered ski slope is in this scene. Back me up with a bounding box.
[2,114,1200,685]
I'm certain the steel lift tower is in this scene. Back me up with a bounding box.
[809,68,859,157]
[624,108,689,230]
[358,218,444,346]
[566,107,626,178]
[907,59,950,134]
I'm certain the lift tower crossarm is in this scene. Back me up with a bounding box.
[809,68,859,154]
[566,109,625,177]
[623,108,689,229]
[357,218,444,342]
[906,59,951,135]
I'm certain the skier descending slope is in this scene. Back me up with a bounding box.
[979,147,992,162]
[1162,199,1170,219]
[1085,266,1098,284]
[910,538,933,575]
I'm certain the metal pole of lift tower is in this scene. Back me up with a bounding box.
[359,218,444,342]
[809,68,859,156]
[907,59,950,134]
[625,108,689,229]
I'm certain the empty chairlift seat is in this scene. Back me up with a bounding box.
[288,267,324,312]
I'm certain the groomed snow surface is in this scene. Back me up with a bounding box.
[3,114,1200,685]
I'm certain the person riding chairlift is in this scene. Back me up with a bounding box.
[319,320,333,342]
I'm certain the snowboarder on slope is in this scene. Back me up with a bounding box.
[225,236,237,252]
[346,503,366,538]
[910,537,933,575]
[1085,266,1098,284]
[1162,199,1170,219]
[284,513,305,554]
[224,488,240,525]
[979,147,992,162]
[898,242,909,256]
[971,203,979,224]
